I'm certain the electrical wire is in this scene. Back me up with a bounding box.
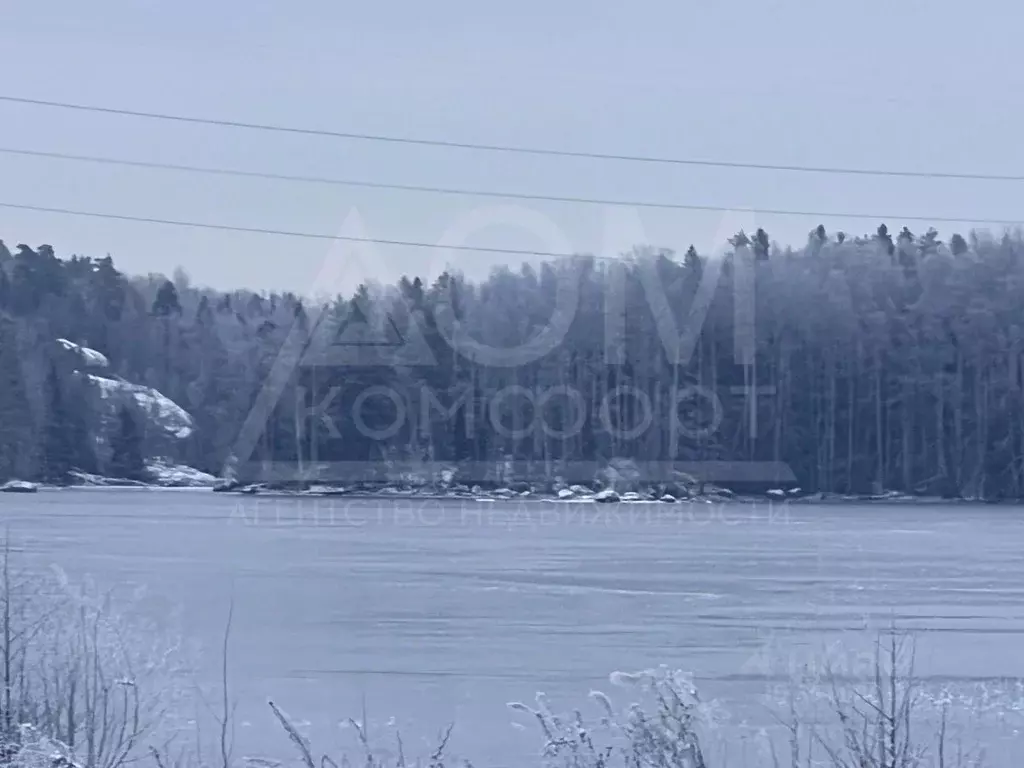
[2,95,1021,181]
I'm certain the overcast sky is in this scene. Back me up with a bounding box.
[1,0,1022,295]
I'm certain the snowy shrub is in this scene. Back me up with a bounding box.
[0,724,79,768]
[267,700,460,768]
[508,666,725,768]
[755,630,997,768]
[0,551,194,768]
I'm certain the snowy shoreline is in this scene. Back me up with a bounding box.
[226,491,985,504]
[7,478,1000,504]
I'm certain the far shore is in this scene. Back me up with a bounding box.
[16,482,1009,505]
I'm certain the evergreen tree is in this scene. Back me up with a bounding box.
[0,317,34,480]
[109,406,146,481]
[876,223,895,256]
[64,376,98,475]
[14,226,1024,498]
[151,280,182,317]
[40,364,74,484]
[753,228,771,261]
[195,295,214,327]
[683,245,702,276]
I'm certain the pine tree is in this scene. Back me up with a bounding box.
[151,279,182,391]
[151,280,182,317]
[40,364,74,484]
[195,295,214,327]
[876,223,895,256]
[753,228,771,261]
[683,245,702,277]
[109,406,146,481]
[64,376,97,475]
[0,317,34,480]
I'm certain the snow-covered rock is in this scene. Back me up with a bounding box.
[672,471,700,489]
[86,374,194,439]
[56,338,194,440]
[68,470,146,487]
[594,489,620,503]
[766,488,785,498]
[596,458,640,491]
[704,484,734,497]
[557,488,575,500]
[68,463,215,488]
[56,338,110,369]
[620,491,643,502]
[306,484,348,496]
[213,479,246,493]
[145,459,217,487]
[569,484,592,495]
[0,480,38,493]
[660,493,677,503]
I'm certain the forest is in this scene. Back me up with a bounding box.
[1,223,1023,498]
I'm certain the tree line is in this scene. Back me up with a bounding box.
[2,224,1023,497]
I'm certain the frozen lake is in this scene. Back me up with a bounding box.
[2,491,1023,766]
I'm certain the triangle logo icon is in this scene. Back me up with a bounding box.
[330,300,404,347]
[299,297,436,369]
[224,207,438,478]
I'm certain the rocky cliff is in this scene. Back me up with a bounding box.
[53,337,196,461]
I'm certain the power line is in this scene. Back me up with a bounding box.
[0,146,791,211]
[0,201,1021,251]
[4,146,1021,226]
[0,201,591,257]
[1,94,1021,182]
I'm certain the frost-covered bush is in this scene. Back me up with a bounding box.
[0,724,79,768]
[267,700,459,768]
[251,628,1023,768]
[0,554,194,768]
[750,630,1001,768]
[508,666,726,768]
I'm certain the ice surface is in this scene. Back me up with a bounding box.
[6,496,1024,767]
